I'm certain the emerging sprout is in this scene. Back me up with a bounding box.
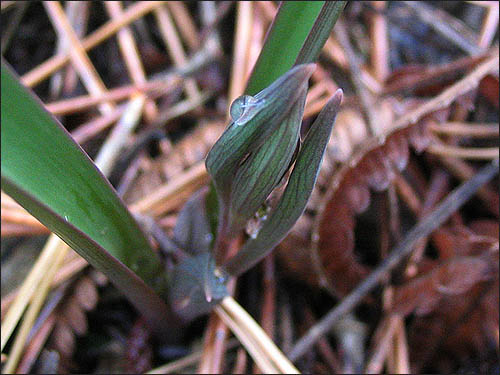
[170,65,342,319]
[206,64,343,275]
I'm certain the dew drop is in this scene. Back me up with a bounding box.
[230,95,261,125]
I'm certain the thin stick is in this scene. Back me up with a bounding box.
[1,1,29,55]
[44,1,115,115]
[245,2,265,84]
[46,76,180,115]
[253,254,277,374]
[1,206,47,228]
[2,243,69,374]
[21,1,165,87]
[255,1,278,22]
[215,304,278,374]
[71,108,124,144]
[233,347,248,374]
[403,1,483,56]
[198,279,236,374]
[289,159,499,361]
[93,95,145,176]
[405,169,450,276]
[165,2,200,51]
[70,88,209,146]
[439,156,499,216]
[218,296,300,374]
[364,315,400,374]
[198,314,226,374]
[129,161,209,216]
[104,1,158,122]
[1,223,49,237]
[323,35,383,94]
[199,242,239,374]
[369,1,389,83]
[0,1,16,11]
[147,339,240,374]
[14,312,57,374]
[303,307,342,374]
[393,173,423,215]
[154,5,200,100]
[391,317,410,374]
[465,1,498,7]
[1,235,62,351]
[478,2,499,49]
[429,122,499,137]
[427,144,499,160]
[260,254,276,339]
[228,1,253,110]
[336,19,380,136]
[49,1,89,99]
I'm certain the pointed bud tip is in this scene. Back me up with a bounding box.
[295,63,316,79]
[334,88,343,103]
[325,89,343,112]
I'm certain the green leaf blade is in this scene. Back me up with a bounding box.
[1,177,176,335]
[295,1,347,65]
[1,61,161,286]
[245,1,325,95]
[1,61,180,334]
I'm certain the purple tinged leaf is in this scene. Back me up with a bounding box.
[168,252,228,322]
[224,90,344,276]
[173,188,212,255]
[229,84,308,231]
[205,64,315,251]
[206,65,314,204]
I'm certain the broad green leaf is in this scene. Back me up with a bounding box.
[224,90,343,276]
[245,1,325,95]
[1,61,178,334]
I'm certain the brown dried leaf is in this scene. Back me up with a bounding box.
[392,254,496,317]
[278,52,496,295]
[74,275,99,311]
[48,274,100,364]
[384,54,488,95]
[408,279,498,371]
[52,321,75,358]
[478,73,499,108]
[61,296,88,336]
[307,54,498,295]
[431,222,499,259]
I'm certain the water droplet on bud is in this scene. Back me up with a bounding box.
[230,95,261,125]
